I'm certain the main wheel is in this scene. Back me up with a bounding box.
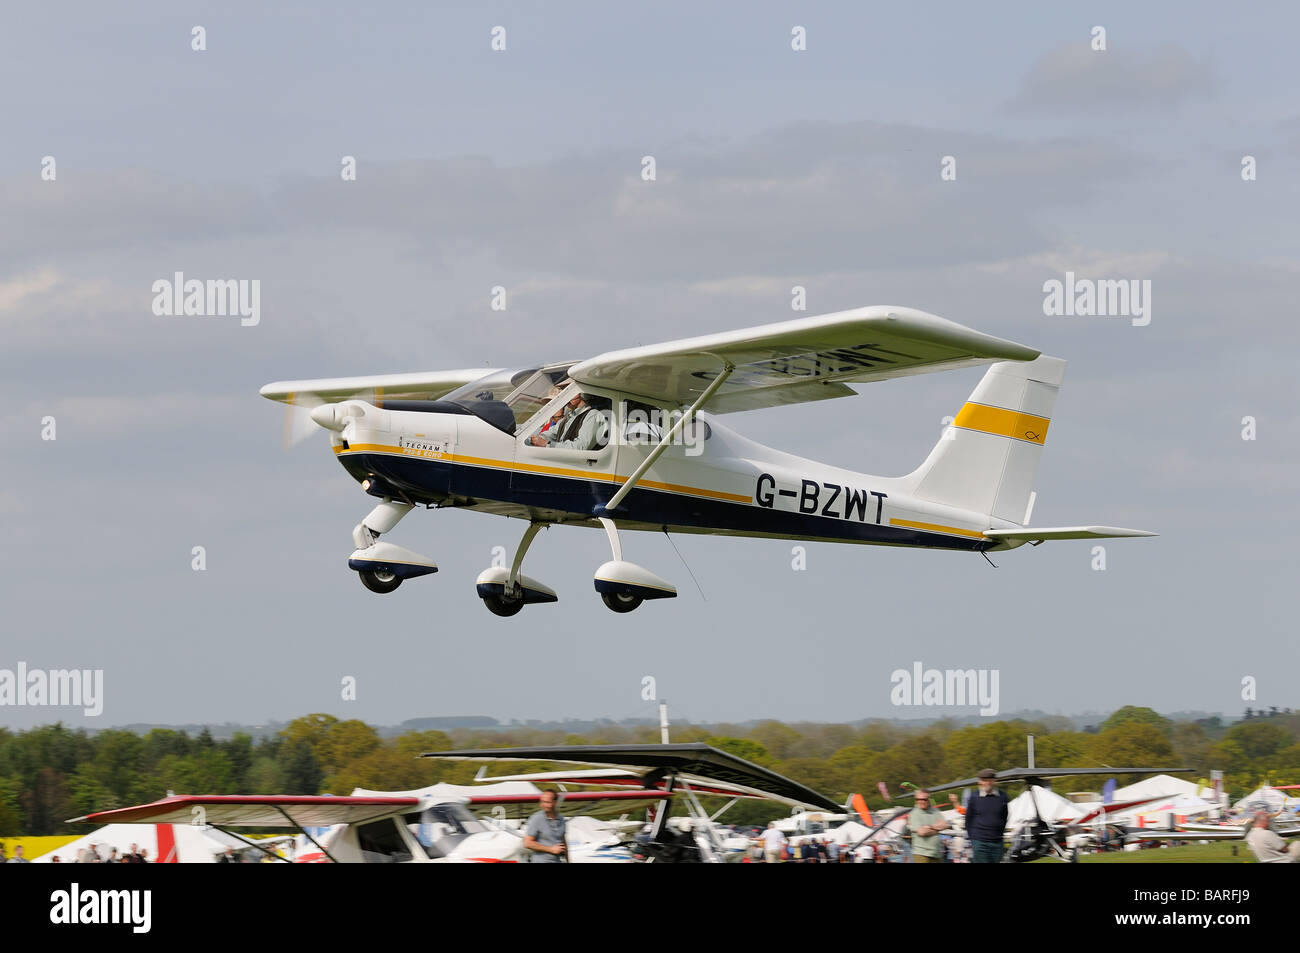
[482,590,525,617]
[359,569,402,594]
[601,590,643,613]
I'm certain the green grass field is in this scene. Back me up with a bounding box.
[1032,841,1255,863]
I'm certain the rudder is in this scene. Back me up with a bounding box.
[906,356,1066,523]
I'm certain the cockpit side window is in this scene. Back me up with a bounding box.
[621,399,711,445]
[522,383,614,451]
[356,819,414,864]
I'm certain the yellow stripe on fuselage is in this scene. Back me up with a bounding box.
[333,444,751,504]
[952,402,1050,445]
[889,518,987,539]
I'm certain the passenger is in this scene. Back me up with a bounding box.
[536,385,567,437]
[530,392,607,450]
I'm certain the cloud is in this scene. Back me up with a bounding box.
[1008,44,1214,114]
[0,268,58,311]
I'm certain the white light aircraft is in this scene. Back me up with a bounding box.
[261,306,1154,615]
[73,788,666,863]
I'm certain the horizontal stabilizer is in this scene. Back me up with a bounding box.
[983,525,1157,542]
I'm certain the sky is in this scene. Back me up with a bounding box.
[1,2,1297,731]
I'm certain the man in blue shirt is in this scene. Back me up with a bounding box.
[522,790,568,863]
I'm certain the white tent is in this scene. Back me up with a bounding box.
[1233,786,1300,813]
[1113,774,1214,802]
[33,823,264,864]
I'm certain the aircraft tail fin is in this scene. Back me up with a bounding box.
[907,355,1066,523]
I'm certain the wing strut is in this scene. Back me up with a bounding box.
[599,358,734,514]
[212,826,293,863]
[277,806,338,864]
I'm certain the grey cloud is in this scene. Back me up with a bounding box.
[1008,43,1214,114]
[3,168,270,263]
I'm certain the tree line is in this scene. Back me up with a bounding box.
[1,706,1297,834]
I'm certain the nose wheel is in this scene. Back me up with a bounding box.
[358,568,402,594]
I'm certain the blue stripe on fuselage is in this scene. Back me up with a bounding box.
[337,452,986,551]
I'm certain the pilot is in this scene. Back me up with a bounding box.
[530,392,607,450]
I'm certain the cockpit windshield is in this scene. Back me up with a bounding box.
[442,364,573,435]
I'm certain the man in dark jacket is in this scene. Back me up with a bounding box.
[964,769,1009,863]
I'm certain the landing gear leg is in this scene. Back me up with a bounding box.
[593,517,675,612]
[507,522,545,597]
[475,522,557,616]
[347,498,438,593]
[352,499,412,551]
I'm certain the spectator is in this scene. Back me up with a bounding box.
[1246,811,1300,863]
[966,769,1009,863]
[522,790,568,863]
[760,823,787,864]
[907,790,950,863]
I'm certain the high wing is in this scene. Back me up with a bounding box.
[69,794,421,827]
[1125,828,1247,841]
[259,368,500,406]
[466,789,671,805]
[983,526,1158,542]
[1130,822,1300,841]
[423,743,842,812]
[568,306,1039,414]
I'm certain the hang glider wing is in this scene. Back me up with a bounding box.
[983,526,1158,542]
[69,794,421,828]
[260,369,500,406]
[927,767,1192,794]
[568,306,1039,414]
[423,743,842,812]
[469,768,784,801]
[473,768,643,784]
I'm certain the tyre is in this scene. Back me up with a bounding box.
[359,569,402,594]
[482,590,525,617]
[601,590,643,613]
